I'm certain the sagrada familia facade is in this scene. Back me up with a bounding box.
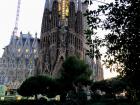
[36,0,85,76]
[0,32,39,88]
[0,0,103,89]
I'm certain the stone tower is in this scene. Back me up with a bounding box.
[0,32,39,87]
[37,0,84,77]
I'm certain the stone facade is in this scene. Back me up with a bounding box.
[37,0,104,80]
[0,0,104,88]
[0,32,39,88]
[37,0,84,77]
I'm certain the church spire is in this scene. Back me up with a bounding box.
[78,0,82,11]
[45,0,50,10]
[70,0,74,2]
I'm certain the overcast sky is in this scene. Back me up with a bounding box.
[0,0,45,57]
[0,0,117,79]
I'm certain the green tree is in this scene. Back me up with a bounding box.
[84,0,140,100]
[17,75,55,99]
[61,56,92,87]
[59,56,92,102]
[92,77,127,92]
[91,77,127,101]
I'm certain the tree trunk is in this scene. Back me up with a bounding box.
[35,94,38,100]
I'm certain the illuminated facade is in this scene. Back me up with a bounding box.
[37,0,104,81]
[0,32,39,88]
[0,0,103,87]
[37,0,84,77]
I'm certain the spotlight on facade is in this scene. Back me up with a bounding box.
[16,95,22,101]
[55,95,60,101]
[0,97,5,101]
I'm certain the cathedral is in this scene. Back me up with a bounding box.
[0,0,103,88]
[37,0,104,80]
[37,0,84,76]
[0,32,39,88]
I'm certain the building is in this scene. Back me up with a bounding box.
[0,32,39,88]
[37,0,104,80]
[0,0,103,88]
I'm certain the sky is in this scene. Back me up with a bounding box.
[0,0,45,57]
[0,0,117,79]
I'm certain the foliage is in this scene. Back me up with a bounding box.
[17,75,55,98]
[90,77,136,103]
[58,56,92,102]
[18,56,92,103]
[0,100,61,105]
[0,100,136,105]
[91,77,128,100]
[61,56,92,86]
[84,0,140,93]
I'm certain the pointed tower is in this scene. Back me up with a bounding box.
[75,0,83,34]
[41,0,51,33]
[95,57,104,81]
[78,0,82,11]
[38,0,84,77]
[51,0,59,28]
[23,32,32,58]
[68,0,76,30]
[16,32,23,57]
[9,35,17,57]
[32,33,39,58]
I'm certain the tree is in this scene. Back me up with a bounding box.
[61,56,92,86]
[84,0,140,92]
[91,76,127,101]
[17,75,55,99]
[58,56,92,102]
[84,0,140,101]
